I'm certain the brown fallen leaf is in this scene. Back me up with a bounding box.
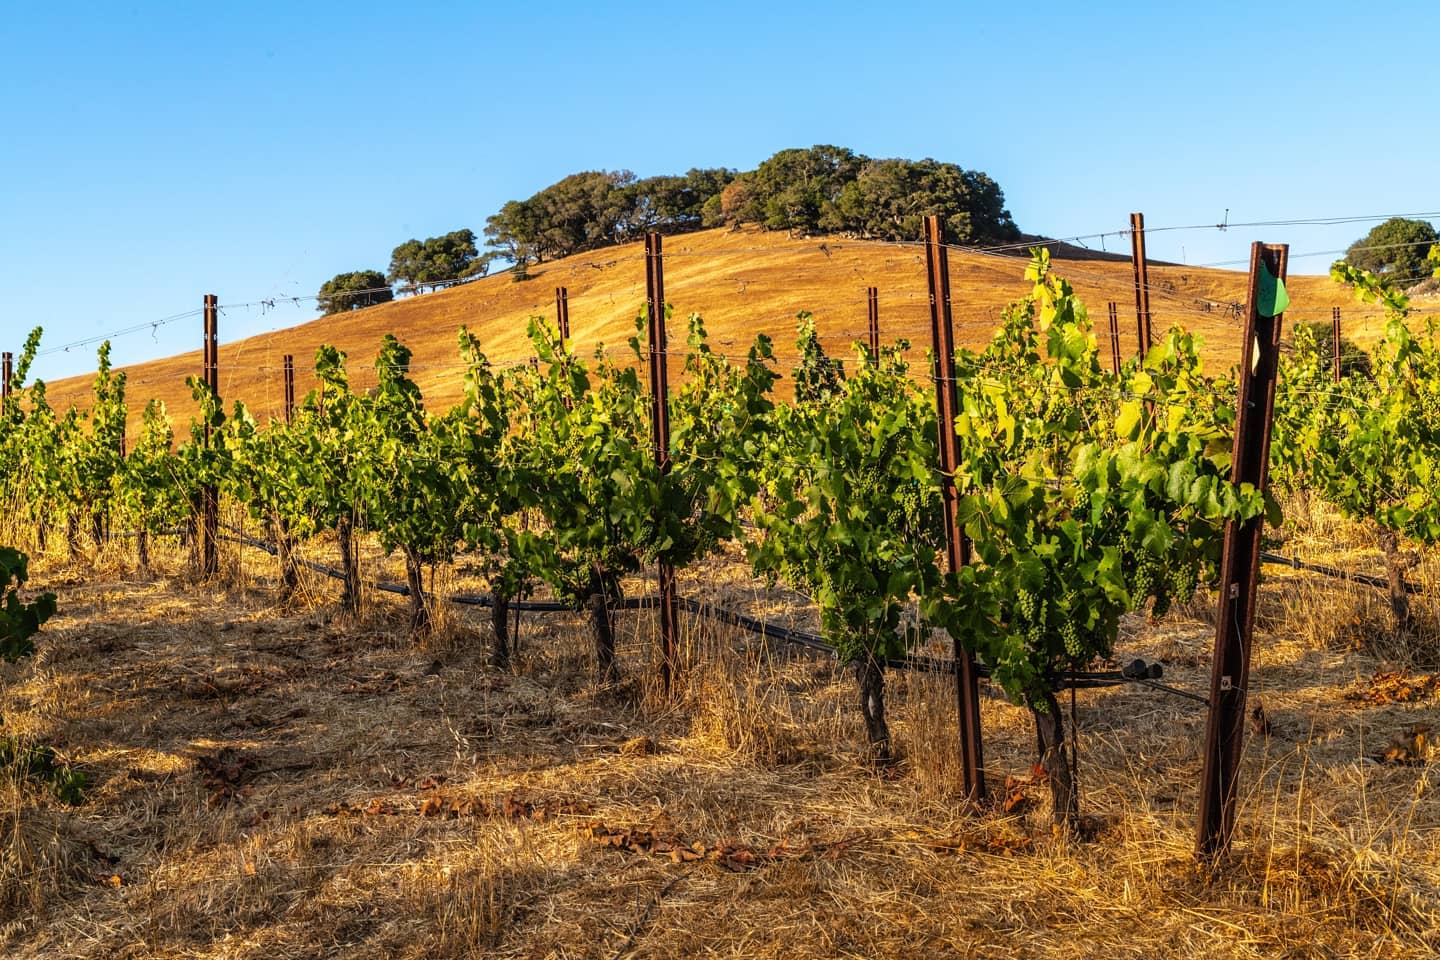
[1377,724,1432,765]
[1347,671,1440,705]
[926,837,969,855]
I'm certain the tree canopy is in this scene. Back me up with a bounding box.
[686,146,1018,244]
[324,147,1019,302]
[480,146,1019,267]
[1344,218,1438,285]
[316,270,393,315]
[387,229,483,292]
[484,168,735,266]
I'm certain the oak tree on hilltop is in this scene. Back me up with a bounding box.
[316,270,393,315]
[387,229,482,293]
[1344,218,1438,285]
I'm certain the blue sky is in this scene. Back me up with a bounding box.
[3,1,1437,381]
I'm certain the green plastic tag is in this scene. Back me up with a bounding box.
[1255,262,1290,317]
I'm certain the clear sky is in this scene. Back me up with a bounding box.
[3,1,1437,382]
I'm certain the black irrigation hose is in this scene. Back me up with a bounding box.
[1261,550,1426,595]
[215,528,1201,703]
[218,531,660,610]
[677,596,834,655]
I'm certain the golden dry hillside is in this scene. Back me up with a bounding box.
[45,226,1384,426]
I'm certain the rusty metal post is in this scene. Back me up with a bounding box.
[645,233,680,696]
[555,287,570,344]
[867,287,880,362]
[201,294,219,578]
[1332,306,1342,383]
[1196,242,1288,860]
[1107,301,1122,374]
[283,354,296,424]
[1130,212,1153,358]
[924,214,987,804]
[1,352,11,400]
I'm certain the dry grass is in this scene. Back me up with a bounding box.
[2,517,1439,959]
[40,226,1387,436]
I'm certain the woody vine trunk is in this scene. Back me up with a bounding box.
[855,653,892,761]
[336,515,360,613]
[1375,526,1413,632]
[587,565,618,684]
[1030,689,1078,830]
[490,592,511,668]
[402,545,429,634]
[271,511,299,599]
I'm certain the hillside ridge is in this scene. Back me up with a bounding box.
[44,226,1378,429]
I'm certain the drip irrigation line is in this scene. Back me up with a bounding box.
[1260,550,1425,595]
[210,523,1180,695]
[216,527,658,610]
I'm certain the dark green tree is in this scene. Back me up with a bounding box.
[1345,218,1439,284]
[485,199,542,268]
[746,145,865,234]
[629,167,734,233]
[316,270,393,315]
[837,158,1018,244]
[477,148,1017,260]
[387,229,480,293]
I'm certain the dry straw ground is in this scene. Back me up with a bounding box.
[3,495,1440,959]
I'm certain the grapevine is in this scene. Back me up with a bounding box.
[925,249,1269,826]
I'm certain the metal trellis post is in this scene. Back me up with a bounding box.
[556,287,570,344]
[1130,212,1153,358]
[645,233,680,696]
[924,214,987,804]
[201,294,220,578]
[1107,301,1122,374]
[867,286,880,362]
[283,354,296,424]
[1332,306,1342,383]
[1196,242,1287,859]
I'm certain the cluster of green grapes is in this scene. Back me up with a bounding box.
[1013,585,1088,662]
[1014,586,1049,647]
[891,480,925,529]
[814,536,849,598]
[1125,545,1204,618]
[1040,389,1081,433]
[1128,547,1162,601]
[1069,486,1100,549]
[849,435,929,534]
[1057,590,1085,659]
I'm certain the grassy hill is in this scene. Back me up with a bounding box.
[45,226,1382,427]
